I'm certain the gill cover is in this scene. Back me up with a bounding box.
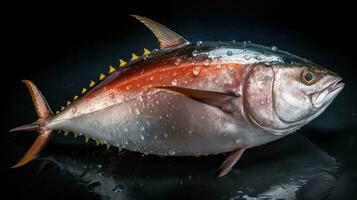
[10,80,53,168]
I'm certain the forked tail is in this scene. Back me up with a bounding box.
[10,80,53,168]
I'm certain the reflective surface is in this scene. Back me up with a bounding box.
[6,134,341,200]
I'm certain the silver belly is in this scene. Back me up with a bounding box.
[49,91,280,156]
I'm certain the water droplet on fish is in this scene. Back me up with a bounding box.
[171,125,176,129]
[135,108,141,115]
[124,127,128,132]
[228,65,234,70]
[188,130,193,135]
[192,66,201,76]
[140,135,145,140]
[192,50,198,57]
[125,140,128,145]
[97,164,102,168]
[203,59,210,66]
[126,85,132,90]
[255,56,262,60]
[197,41,203,45]
[169,150,176,155]
[163,132,168,138]
[235,139,241,144]
[113,185,124,193]
[154,135,158,139]
[243,55,251,60]
[188,175,192,180]
[174,58,182,65]
[171,79,178,86]
[260,100,265,105]
[227,50,233,56]
[216,64,221,69]
[109,92,115,98]
[232,40,236,43]
[271,46,278,51]
[243,41,247,47]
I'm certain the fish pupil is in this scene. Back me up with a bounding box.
[304,72,314,81]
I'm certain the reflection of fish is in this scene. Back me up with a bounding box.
[10,15,344,177]
[39,134,337,200]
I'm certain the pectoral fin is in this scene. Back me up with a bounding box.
[156,86,239,112]
[216,148,246,178]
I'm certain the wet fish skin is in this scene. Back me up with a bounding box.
[11,16,344,177]
[48,42,249,156]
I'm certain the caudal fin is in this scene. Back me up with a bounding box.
[10,80,53,168]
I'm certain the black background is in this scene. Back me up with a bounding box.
[3,1,357,199]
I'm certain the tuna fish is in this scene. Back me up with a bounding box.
[10,15,344,177]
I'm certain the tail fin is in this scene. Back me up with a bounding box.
[10,80,53,168]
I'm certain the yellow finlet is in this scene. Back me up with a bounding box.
[143,48,151,55]
[89,80,95,87]
[119,59,127,67]
[131,53,139,61]
[64,131,69,136]
[108,65,116,74]
[85,135,90,143]
[106,144,111,150]
[56,111,59,114]
[61,106,65,111]
[95,139,100,146]
[82,88,87,94]
[67,101,71,106]
[99,73,106,80]
[73,132,79,138]
[73,95,79,100]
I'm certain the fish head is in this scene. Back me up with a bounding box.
[245,63,344,134]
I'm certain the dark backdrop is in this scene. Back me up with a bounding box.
[3,1,357,199]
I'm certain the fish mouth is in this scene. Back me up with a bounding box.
[311,77,345,109]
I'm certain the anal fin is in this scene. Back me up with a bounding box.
[216,148,246,178]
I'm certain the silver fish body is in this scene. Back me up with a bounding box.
[46,42,338,156]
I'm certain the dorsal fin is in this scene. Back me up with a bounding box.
[131,15,189,49]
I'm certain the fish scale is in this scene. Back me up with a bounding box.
[10,15,344,178]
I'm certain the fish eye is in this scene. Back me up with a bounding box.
[301,69,316,85]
